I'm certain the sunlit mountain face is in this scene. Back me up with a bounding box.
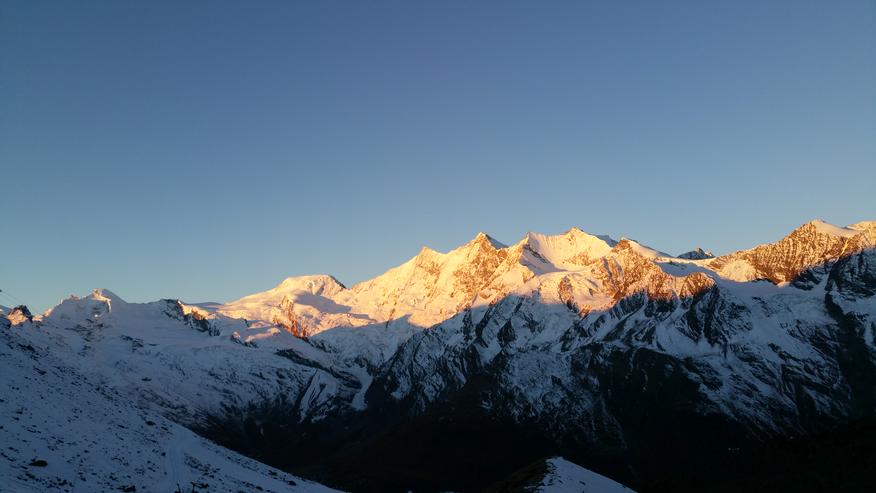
[3,219,875,492]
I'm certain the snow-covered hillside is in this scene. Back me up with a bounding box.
[535,457,635,493]
[0,320,339,493]
[2,218,875,491]
[31,289,365,423]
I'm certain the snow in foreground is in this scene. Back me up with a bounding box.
[535,457,636,493]
[0,327,340,493]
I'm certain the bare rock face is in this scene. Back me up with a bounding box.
[709,220,873,284]
[557,276,582,314]
[6,305,33,326]
[593,240,715,302]
[678,247,714,260]
[451,233,511,304]
[275,295,305,338]
[162,299,219,335]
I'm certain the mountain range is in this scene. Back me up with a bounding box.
[2,218,875,492]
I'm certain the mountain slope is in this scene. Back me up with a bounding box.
[486,457,636,493]
[0,319,340,493]
[535,457,636,493]
[4,219,875,492]
[27,289,366,424]
[197,219,876,490]
[707,220,874,284]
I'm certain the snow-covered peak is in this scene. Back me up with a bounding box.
[805,219,860,238]
[521,228,616,270]
[218,275,355,338]
[336,230,525,328]
[678,247,714,260]
[223,274,347,310]
[91,288,125,304]
[848,220,875,228]
[88,217,873,362]
[273,275,348,297]
[43,289,124,321]
[462,231,507,250]
[417,244,442,256]
[707,219,872,283]
[5,219,876,492]
[847,220,876,238]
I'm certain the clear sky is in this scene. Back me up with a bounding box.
[2,1,874,313]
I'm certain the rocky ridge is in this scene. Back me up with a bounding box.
[3,218,875,491]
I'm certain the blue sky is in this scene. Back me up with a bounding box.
[2,1,874,312]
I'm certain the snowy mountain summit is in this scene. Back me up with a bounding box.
[2,219,875,492]
[678,247,714,260]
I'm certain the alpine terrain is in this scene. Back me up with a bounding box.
[3,219,875,492]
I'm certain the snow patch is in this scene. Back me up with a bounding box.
[536,457,636,493]
[808,219,859,238]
